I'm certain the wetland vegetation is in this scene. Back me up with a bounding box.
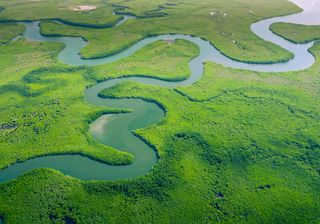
[271,22,320,43]
[0,0,319,223]
[0,23,24,44]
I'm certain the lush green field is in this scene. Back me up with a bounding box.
[0,0,119,28]
[0,1,320,224]
[0,0,173,26]
[94,39,199,81]
[36,0,300,63]
[0,23,24,44]
[270,22,320,43]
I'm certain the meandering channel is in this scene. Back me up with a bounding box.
[0,0,319,182]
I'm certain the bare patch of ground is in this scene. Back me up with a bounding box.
[69,5,97,11]
[89,115,113,135]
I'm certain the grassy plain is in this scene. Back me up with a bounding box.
[36,0,300,63]
[94,39,199,81]
[0,0,119,28]
[0,1,319,224]
[271,22,320,43]
[0,23,24,44]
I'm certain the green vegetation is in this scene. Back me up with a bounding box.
[111,0,169,18]
[0,0,119,28]
[94,39,199,81]
[0,23,24,44]
[100,44,320,223]
[1,1,320,223]
[36,0,300,63]
[0,41,132,168]
[0,38,198,171]
[1,34,320,224]
[270,22,320,43]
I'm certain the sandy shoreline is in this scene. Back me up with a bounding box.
[89,115,113,135]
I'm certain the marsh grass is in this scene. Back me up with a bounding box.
[270,22,320,44]
[0,23,24,44]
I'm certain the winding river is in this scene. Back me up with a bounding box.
[0,0,319,183]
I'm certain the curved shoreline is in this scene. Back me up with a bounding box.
[22,15,317,72]
[36,21,296,65]
[0,7,136,28]
[269,23,320,44]
[0,7,310,65]
[0,8,304,65]
[0,1,319,183]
